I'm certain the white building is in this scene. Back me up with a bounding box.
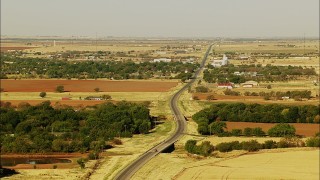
[153,58,172,63]
[211,55,228,67]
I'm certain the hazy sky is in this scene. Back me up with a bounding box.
[1,0,319,38]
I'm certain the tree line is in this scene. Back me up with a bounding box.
[192,103,319,135]
[203,64,316,83]
[0,101,154,153]
[0,55,199,80]
[185,136,319,156]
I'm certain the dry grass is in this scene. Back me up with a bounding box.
[134,145,319,180]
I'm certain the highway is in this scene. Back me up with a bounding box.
[114,44,213,180]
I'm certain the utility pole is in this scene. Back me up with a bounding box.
[303,33,306,56]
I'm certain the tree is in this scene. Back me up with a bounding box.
[139,121,150,134]
[268,123,296,137]
[252,127,265,137]
[185,139,197,154]
[39,92,47,98]
[102,94,112,100]
[55,85,64,93]
[243,128,253,136]
[197,141,214,156]
[209,121,226,135]
[77,158,85,169]
[195,86,209,93]
[231,129,242,136]
[241,140,261,152]
[94,87,100,92]
[267,85,272,89]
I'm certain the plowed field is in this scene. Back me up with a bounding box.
[1,79,178,92]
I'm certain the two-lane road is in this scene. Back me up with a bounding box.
[115,44,212,180]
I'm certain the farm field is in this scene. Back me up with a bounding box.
[225,122,319,137]
[134,125,319,180]
[212,40,319,54]
[1,79,179,92]
[191,93,319,105]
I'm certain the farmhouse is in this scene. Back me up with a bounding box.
[217,82,233,89]
[242,84,254,88]
[62,97,71,100]
[153,58,172,63]
[238,55,250,60]
[174,50,188,54]
[84,96,104,100]
[211,55,228,67]
[244,80,259,86]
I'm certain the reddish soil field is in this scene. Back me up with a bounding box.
[1,79,178,92]
[1,100,110,107]
[226,121,319,137]
[0,47,35,52]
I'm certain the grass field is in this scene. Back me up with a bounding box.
[134,144,319,180]
[213,40,319,54]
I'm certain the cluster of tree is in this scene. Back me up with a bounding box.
[0,101,154,153]
[192,103,319,132]
[229,127,266,137]
[215,137,306,152]
[221,90,313,101]
[184,136,319,156]
[223,89,240,96]
[195,86,209,93]
[203,64,316,83]
[0,55,199,80]
[184,140,214,157]
[305,137,320,147]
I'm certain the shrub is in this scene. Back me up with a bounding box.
[185,140,197,154]
[198,122,209,135]
[215,141,240,152]
[206,95,215,101]
[305,137,320,147]
[217,131,232,137]
[39,92,47,98]
[195,86,209,93]
[197,141,214,157]
[88,152,99,160]
[263,140,277,149]
[55,85,64,93]
[193,96,200,100]
[241,140,261,152]
[208,121,226,135]
[111,138,122,145]
[277,137,304,148]
[243,128,253,136]
[231,129,242,136]
[53,165,58,169]
[268,123,296,137]
[252,127,265,137]
[102,94,112,100]
[185,140,214,156]
[77,158,86,169]
[215,142,233,152]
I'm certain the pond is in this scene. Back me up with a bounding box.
[1,157,72,166]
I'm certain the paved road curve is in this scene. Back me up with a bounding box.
[114,44,213,180]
